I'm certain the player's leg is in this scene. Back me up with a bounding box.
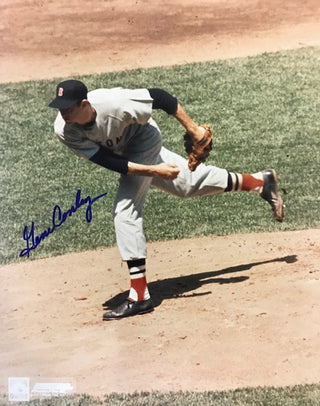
[151,147,283,221]
[151,146,228,197]
[103,123,161,320]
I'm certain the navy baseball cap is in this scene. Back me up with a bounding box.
[49,80,88,109]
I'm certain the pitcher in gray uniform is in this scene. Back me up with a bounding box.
[49,79,284,320]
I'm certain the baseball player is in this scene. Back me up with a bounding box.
[49,79,284,320]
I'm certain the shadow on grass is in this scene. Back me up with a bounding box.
[102,255,297,309]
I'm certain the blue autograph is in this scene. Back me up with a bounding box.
[19,189,107,258]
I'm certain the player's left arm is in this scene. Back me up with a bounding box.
[148,88,206,142]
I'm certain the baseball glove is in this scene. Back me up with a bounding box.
[184,124,213,171]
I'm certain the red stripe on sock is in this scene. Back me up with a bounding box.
[241,174,264,191]
[130,276,147,301]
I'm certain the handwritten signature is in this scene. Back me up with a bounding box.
[19,189,107,258]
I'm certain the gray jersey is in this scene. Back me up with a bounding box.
[53,87,153,159]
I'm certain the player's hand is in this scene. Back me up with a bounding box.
[188,125,206,144]
[153,163,180,180]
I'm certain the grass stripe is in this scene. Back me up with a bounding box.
[1,383,320,405]
[1,46,319,264]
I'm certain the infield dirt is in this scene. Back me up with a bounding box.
[1,0,320,396]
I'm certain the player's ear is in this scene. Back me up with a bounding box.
[80,99,89,108]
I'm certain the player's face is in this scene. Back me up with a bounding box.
[60,101,89,125]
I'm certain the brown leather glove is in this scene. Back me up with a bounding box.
[184,125,213,171]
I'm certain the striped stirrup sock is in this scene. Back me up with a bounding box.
[226,172,264,193]
[127,259,150,302]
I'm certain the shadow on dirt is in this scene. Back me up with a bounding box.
[102,255,297,309]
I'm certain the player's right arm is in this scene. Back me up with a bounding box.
[90,145,179,180]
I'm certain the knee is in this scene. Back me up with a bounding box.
[113,205,142,227]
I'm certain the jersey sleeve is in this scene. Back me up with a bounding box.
[89,146,129,174]
[54,115,99,159]
[118,88,154,126]
[148,88,178,115]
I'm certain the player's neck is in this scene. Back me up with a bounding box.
[81,105,96,126]
[80,106,96,129]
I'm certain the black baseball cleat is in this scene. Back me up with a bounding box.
[103,298,154,320]
[260,169,284,222]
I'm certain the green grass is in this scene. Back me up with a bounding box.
[1,46,320,264]
[0,384,320,405]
